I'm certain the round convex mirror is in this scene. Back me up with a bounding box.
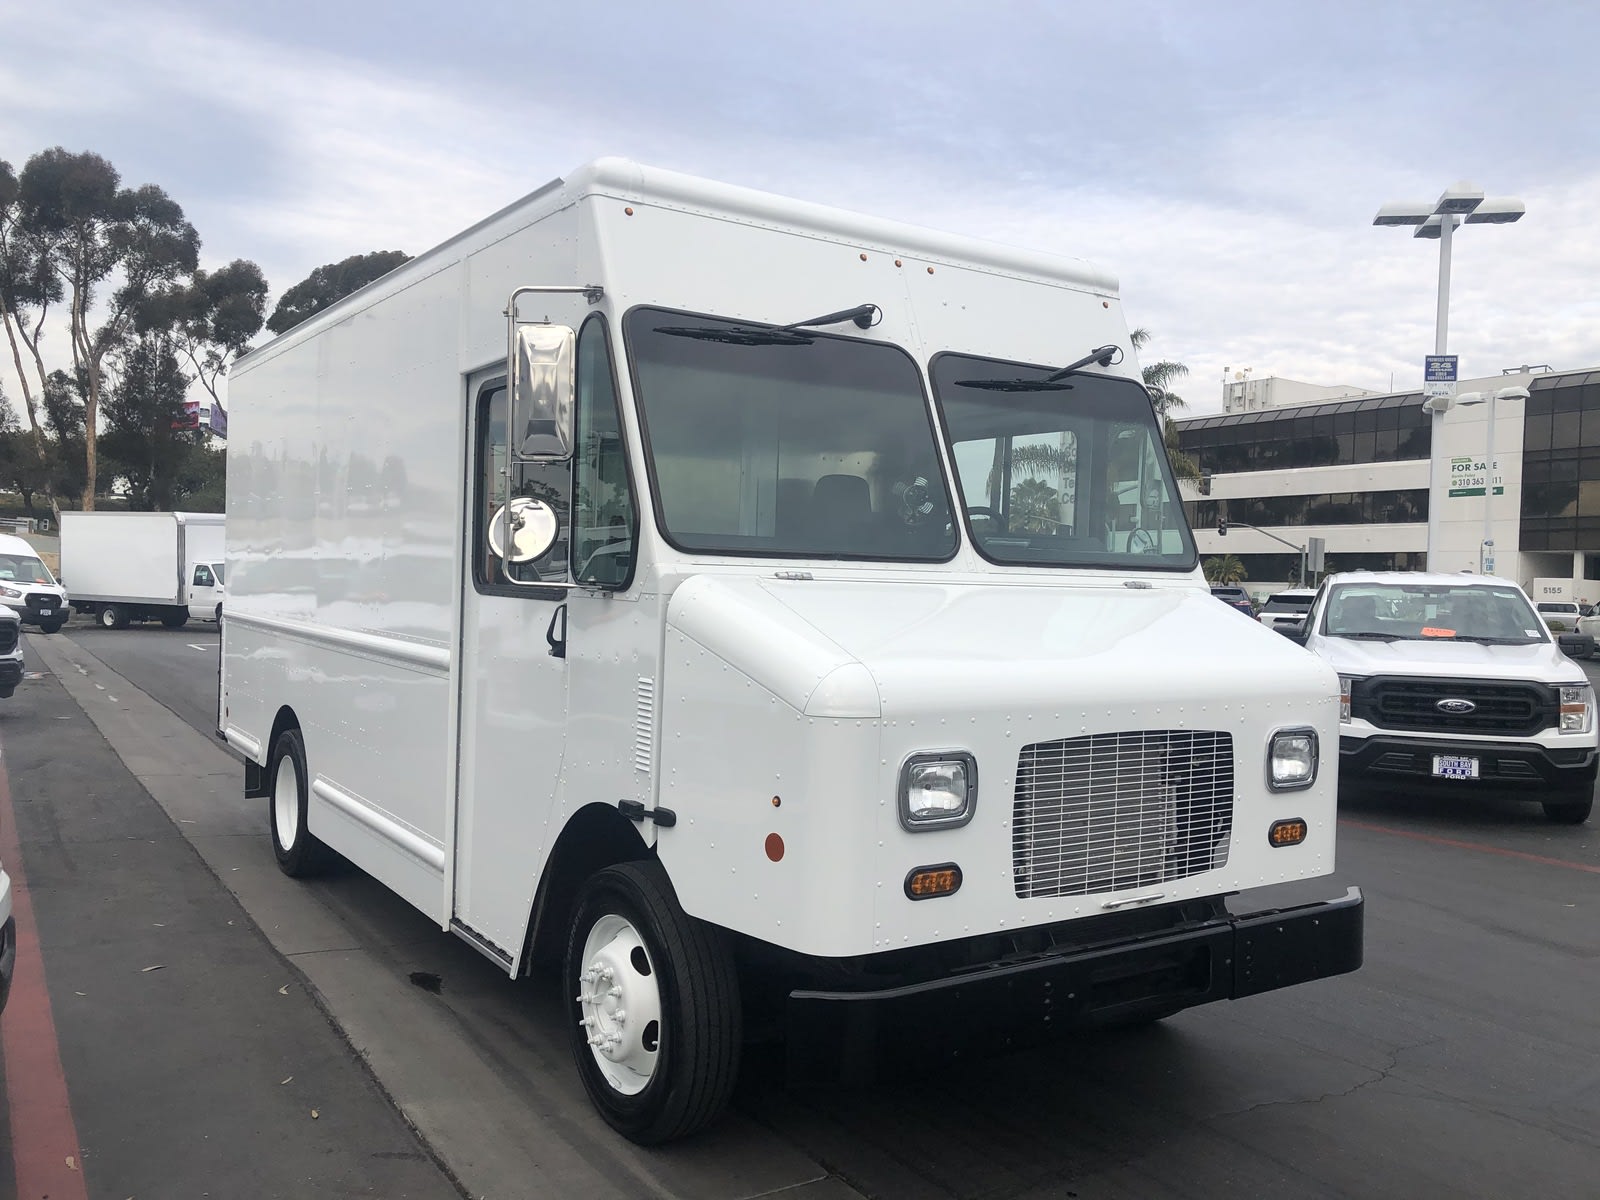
[489,496,559,563]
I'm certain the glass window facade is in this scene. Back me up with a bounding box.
[1185,489,1427,530]
[1519,371,1600,552]
[1179,392,1429,472]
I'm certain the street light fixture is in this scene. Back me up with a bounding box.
[1374,181,1526,570]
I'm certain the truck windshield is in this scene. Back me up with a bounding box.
[928,352,1196,570]
[1322,582,1548,644]
[0,554,55,585]
[625,308,956,561]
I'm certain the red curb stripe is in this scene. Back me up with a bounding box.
[1340,816,1600,875]
[0,742,90,1200]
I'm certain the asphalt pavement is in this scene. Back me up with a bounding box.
[0,632,463,1199]
[3,623,1598,1199]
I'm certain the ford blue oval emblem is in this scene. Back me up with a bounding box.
[1436,698,1476,714]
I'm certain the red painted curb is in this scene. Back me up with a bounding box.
[0,741,90,1200]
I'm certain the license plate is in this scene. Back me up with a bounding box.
[1433,754,1479,779]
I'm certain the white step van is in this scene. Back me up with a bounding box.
[220,159,1363,1143]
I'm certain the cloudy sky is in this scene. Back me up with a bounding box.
[5,0,1597,414]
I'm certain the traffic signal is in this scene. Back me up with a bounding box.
[1218,516,1227,536]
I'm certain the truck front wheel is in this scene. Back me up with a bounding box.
[268,728,335,876]
[98,605,130,630]
[564,860,741,1144]
[1542,786,1593,825]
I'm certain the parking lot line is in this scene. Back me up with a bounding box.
[1341,816,1600,875]
[0,742,89,1200]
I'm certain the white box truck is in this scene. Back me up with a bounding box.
[221,159,1363,1144]
[60,511,225,629]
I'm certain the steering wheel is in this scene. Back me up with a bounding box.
[1127,527,1160,554]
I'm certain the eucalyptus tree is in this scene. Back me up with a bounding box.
[16,148,199,508]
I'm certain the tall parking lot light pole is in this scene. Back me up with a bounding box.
[1375,183,1526,571]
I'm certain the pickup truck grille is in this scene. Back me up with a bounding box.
[1013,730,1233,899]
[0,624,15,653]
[1351,677,1555,736]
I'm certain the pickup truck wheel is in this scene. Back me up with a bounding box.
[268,728,334,876]
[98,605,130,630]
[1542,788,1593,825]
[565,860,740,1144]
[38,622,62,635]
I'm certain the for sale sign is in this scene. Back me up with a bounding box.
[1449,455,1503,498]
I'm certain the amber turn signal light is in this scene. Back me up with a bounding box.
[904,863,962,900]
[1268,818,1308,847]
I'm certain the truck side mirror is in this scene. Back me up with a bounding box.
[1279,619,1308,644]
[509,323,576,461]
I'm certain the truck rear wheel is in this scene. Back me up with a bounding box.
[1542,787,1593,824]
[564,860,740,1144]
[268,728,335,876]
[98,605,129,630]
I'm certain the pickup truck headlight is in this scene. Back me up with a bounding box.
[1268,728,1318,791]
[0,586,19,599]
[898,752,977,830]
[1559,685,1594,734]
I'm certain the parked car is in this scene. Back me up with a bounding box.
[0,608,22,699]
[0,857,12,1014]
[1536,601,1596,658]
[1286,571,1594,824]
[1209,584,1254,616]
[1258,588,1317,635]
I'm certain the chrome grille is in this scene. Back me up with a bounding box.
[1013,730,1233,899]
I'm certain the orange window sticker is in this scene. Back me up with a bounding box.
[1421,626,1456,637]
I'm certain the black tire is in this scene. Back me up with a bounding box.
[98,605,129,630]
[1542,787,1593,825]
[38,622,62,635]
[268,728,335,876]
[160,611,189,629]
[564,860,741,1145]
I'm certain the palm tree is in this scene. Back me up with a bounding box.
[1203,553,1248,584]
[1130,327,1199,483]
[1009,477,1060,533]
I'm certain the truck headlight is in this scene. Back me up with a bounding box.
[0,587,19,599]
[1559,685,1594,734]
[898,752,977,830]
[1268,728,1318,791]
[1338,676,1355,723]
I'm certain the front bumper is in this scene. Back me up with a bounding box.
[1,597,66,627]
[0,658,22,693]
[786,887,1363,1082]
[1340,734,1598,790]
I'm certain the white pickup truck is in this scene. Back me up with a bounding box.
[1288,571,1595,823]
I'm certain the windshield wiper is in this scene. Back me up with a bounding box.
[1336,631,1403,641]
[654,302,880,347]
[955,343,1123,391]
[1439,634,1534,644]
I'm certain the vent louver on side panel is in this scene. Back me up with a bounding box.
[634,677,655,774]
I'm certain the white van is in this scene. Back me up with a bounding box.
[222,159,1363,1143]
[0,532,68,633]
